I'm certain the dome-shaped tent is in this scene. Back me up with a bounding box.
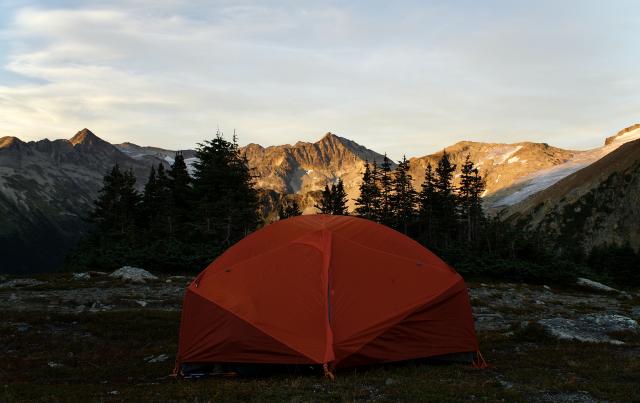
[176,215,479,374]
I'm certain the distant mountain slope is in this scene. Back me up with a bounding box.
[407,141,579,205]
[241,132,391,212]
[0,129,160,273]
[490,124,640,208]
[500,138,640,252]
[115,142,198,174]
[2,124,639,273]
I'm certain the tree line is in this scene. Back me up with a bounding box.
[316,152,486,251]
[68,133,639,286]
[66,132,260,272]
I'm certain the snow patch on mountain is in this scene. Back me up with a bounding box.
[492,145,523,165]
[493,128,640,207]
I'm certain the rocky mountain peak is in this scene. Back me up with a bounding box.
[69,128,108,147]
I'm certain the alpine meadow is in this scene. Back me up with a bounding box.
[1,1,639,402]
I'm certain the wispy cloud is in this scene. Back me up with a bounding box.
[0,1,639,158]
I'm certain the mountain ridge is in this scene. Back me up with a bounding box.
[2,124,639,272]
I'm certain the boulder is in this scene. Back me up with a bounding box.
[539,313,639,345]
[109,266,158,284]
[576,278,619,293]
[72,272,91,280]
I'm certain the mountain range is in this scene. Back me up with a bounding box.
[1,125,639,273]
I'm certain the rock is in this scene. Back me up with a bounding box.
[576,278,619,293]
[0,278,46,288]
[136,300,148,307]
[539,313,638,345]
[583,313,639,332]
[145,354,169,363]
[72,272,91,280]
[632,307,640,319]
[48,361,62,368]
[109,266,158,284]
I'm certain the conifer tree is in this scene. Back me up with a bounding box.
[315,180,348,215]
[167,153,192,234]
[315,185,334,214]
[418,162,436,242]
[458,154,476,243]
[457,154,486,244]
[154,163,174,234]
[90,164,141,236]
[390,156,417,233]
[469,165,486,243]
[141,165,159,226]
[192,130,259,250]
[378,154,394,225]
[354,160,381,220]
[331,179,349,215]
[433,150,457,248]
[279,199,302,219]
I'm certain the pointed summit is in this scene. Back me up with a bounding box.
[69,128,107,146]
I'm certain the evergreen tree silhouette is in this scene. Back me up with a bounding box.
[390,156,417,234]
[418,162,436,243]
[192,130,259,253]
[331,179,349,215]
[354,160,381,220]
[279,198,302,219]
[378,154,394,225]
[315,184,333,214]
[433,150,457,248]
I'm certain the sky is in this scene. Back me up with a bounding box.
[0,0,639,160]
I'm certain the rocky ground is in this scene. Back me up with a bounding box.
[1,270,639,402]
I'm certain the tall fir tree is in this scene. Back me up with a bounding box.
[315,179,348,215]
[315,184,333,214]
[457,154,475,243]
[90,164,141,236]
[354,160,381,220]
[433,150,457,248]
[390,156,417,234]
[418,162,436,243]
[155,163,174,235]
[457,154,487,244]
[331,179,349,215]
[167,153,193,234]
[378,154,394,225]
[469,164,486,244]
[192,131,259,252]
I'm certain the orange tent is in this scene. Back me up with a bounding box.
[176,215,479,373]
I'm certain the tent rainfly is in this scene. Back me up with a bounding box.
[175,215,484,376]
